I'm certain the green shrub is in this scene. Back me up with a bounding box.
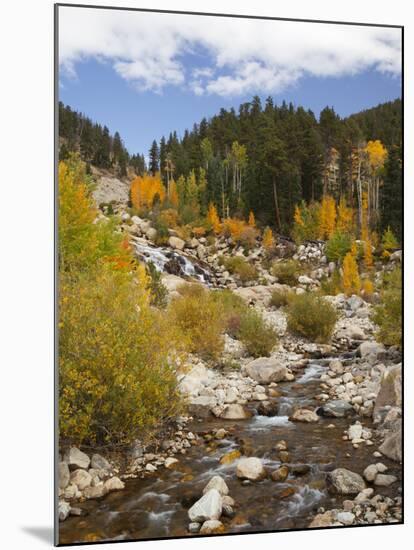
[320,270,342,296]
[146,261,168,308]
[237,309,278,357]
[168,285,225,360]
[269,289,291,308]
[272,260,302,286]
[286,293,338,342]
[224,256,258,282]
[373,268,402,347]
[325,231,352,263]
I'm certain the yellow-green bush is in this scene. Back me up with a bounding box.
[286,293,338,342]
[272,260,302,286]
[269,288,291,308]
[59,266,182,446]
[325,231,352,263]
[168,285,225,360]
[373,268,402,347]
[224,256,258,282]
[237,309,278,357]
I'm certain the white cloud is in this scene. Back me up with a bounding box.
[59,7,402,97]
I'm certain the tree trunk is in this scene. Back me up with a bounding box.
[272,176,282,231]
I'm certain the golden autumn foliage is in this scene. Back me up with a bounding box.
[363,238,374,270]
[294,205,304,227]
[336,197,354,233]
[207,203,221,234]
[262,226,275,252]
[59,266,182,445]
[130,173,166,210]
[342,251,361,296]
[168,179,179,208]
[248,211,256,227]
[59,156,182,446]
[362,278,374,298]
[319,195,337,239]
[222,217,245,241]
[365,140,387,173]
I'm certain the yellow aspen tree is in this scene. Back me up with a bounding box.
[342,251,361,296]
[319,195,336,239]
[336,196,354,234]
[262,226,275,252]
[364,236,374,270]
[207,203,221,234]
[248,211,256,227]
[130,174,166,209]
[294,204,304,227]
[169,179,179,208]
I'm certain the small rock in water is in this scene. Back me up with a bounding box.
[104,476,125,492]
[328,468,366,494]
[165,457,179,469]
[202,475,229,496]
[274,440,288,451]
[271,465,289,482]
[145,463,157,472]
[188,522,201,533]
[58,501,71,522]
[279,451,291,463]
[290,408,319,423]
[236,457,267,481]
[200,519,225,534]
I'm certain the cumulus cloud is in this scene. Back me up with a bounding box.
[59,7,401,97]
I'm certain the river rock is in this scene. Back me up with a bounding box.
[318,400,354,418]
[220,404,250,420]
[91,453,111,471]
[200,519,225,534]
[165,457,179,469]
[290,408,319,423]
[363,464,379,482]
[188,522,200,533]
[83,484,107,499]
[336,511,355,525]
[104,476,125,492]
[58,501,71,522]
[348,423,363,441]
[359,341,386,359]
[309,510,335,527]
[243,357,287,384]
[146,227,157,241]
[271,465,289,482]
[236,457,267,481]
[59,462,70,489]
[328,468,366,494]
[203,476,229,496]
[188,489,223,522]
[220,450,241,465]
[70,469,92,490]
[64,447,90,470]
[374,474,397,487]
[189,396,216,418]
[336,325,366,340]
[168,236,185,250]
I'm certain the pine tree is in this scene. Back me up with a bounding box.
[149,140,160,176]
[381,145,402,240]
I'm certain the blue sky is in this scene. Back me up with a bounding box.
[59,7,402,157]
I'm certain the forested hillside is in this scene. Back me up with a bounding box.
[59,97,402,240]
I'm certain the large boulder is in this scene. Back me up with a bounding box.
[236,457,267,481]
[64,447,90,470]
[317,400,354,418]
[379,420,402,462]
[373,364,402,422]
[178,363,212,396]
[188,489,222,522]
[168,236,185,250]
[59,462,70,489]
[328,468,366,494]
[202,476,229,496]
[358,341,386,359]
[70,469,92,490]
[104,476,125,492]
[220,404,250,420]
[188,396,216,418]
[243,357,287,384]
[91,454,111,471]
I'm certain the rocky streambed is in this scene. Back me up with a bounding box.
[59,356,402,544]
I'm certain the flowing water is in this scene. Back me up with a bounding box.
[133,238,212,284]
[59,361,401,544]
